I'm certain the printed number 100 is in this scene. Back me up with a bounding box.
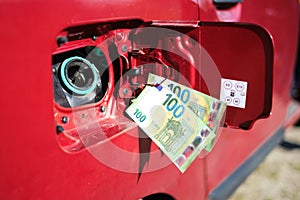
[133,109,146,122]
[163,94,185,118]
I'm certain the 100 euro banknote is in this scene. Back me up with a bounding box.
[125,85,215,173]
[147,73,226,152]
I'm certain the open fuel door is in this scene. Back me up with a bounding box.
[198,22,273,129]
[144,21,273,130]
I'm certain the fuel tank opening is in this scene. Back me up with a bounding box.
[52,46,109,108]
[58,56,100,96]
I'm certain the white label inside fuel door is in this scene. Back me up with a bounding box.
[220,78,248,109]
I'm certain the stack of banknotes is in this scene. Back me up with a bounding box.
[126,73,226,173]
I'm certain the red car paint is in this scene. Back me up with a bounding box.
[0,0,299,199]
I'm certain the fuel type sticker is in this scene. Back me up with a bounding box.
[220,78,248,109]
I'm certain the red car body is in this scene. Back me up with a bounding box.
[0,0,299,199]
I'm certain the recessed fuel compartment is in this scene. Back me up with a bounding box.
[52,20,273,152]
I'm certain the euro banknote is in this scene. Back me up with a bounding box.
[147,73,226,152]
[125,85,215,173]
